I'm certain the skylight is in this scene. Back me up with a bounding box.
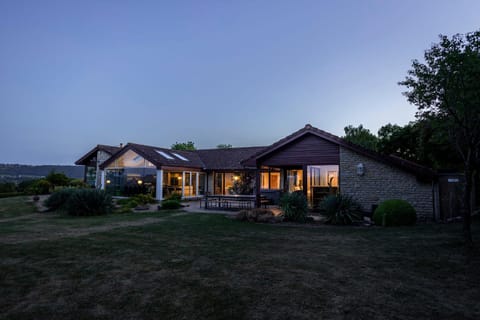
[172,152,189,161]
[155,150,174,160]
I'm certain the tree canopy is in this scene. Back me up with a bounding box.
[400,30,480,246]
[171,141,196,151]
[45,171,70,188]
[342,125,378,151]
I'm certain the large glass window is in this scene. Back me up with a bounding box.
[198,173,206,195]
[105,167,156,197]
[261,171,281,190]
[286,169,303,192]
[162,171,200,198]
[163,171,182,198]
[307,165,339,209]
[213,172,252,195]
[104,150,157,197]
[106,150,155,169]
[183,172,197,197]
[86,166,97,187]
[214,173,224,195]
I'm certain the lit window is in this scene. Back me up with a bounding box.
[172,152,189,161]
[261,172,281,190]
[155,150,174,160]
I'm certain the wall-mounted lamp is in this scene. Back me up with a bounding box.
[137,180,143,185]
[233,175,240,181]
[356,163,365,176]
[106,179,111,184]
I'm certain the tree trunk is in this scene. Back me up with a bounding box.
[463,166,474,247]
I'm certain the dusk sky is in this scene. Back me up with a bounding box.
[1,1,479,165]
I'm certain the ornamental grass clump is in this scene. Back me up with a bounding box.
[373,199,416,227]
[44,188,77,211]
[65,189,113,216]
[280,191,308,222]
[321,194,362,225]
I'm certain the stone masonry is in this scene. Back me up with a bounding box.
[339,147,434,219]
[95,150,112,188]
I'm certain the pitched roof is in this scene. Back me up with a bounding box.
[100,143,206,169]
[244,124,436,180]
[91,124,435,180]
[196,147,267,170]
[75,144,121,165]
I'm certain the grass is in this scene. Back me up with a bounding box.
[1,196,479,319]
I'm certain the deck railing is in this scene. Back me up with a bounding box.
[204,194,256,210]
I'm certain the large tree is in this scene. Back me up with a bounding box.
[343,124,379,151]
[400,30,480,246]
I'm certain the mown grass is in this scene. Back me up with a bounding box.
[0,196,479,319]
[0,196,35,219]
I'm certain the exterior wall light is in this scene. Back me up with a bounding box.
[137,180,143,185]
[233,175,240,181]
[106,179,111,184]
[356,163,365,176]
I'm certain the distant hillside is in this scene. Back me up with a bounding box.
[0,164,84,183]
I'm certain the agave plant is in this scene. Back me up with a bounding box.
[321,194,362,225]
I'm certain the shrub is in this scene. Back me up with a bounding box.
[161,199,182,210]
[0,182,16,193]
[126,199,139,208]
[69,179,89,188]
[27,179,51,195]
[373,199,417,227]
[65,189,112,216]
[235,208,283,223]
[116,198,131,206]
[280,191,308,222]
[0,192,22,199]
[44,189,77,211]
[166,193,182,202]
[132,194,157,205]
[17,179,39,193]
[321,194,362,225]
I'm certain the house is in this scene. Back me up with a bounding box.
[75,124,439,220]
[75,144,121,187]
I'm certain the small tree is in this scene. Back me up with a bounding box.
[171,141,196,150]
[45,171,69,190]
[400,30,480,246]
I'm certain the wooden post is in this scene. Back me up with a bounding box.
[255,170,261,208]
[302,165,308,199]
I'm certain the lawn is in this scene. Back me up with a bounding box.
[1,196,479,319]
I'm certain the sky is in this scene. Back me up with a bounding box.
[1,0,479,165]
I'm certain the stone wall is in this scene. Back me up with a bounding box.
[339,147,434,219]
[95,150,112,188]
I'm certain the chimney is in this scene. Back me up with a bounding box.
[120,143,123,148]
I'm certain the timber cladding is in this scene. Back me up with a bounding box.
[259,134,340,167]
